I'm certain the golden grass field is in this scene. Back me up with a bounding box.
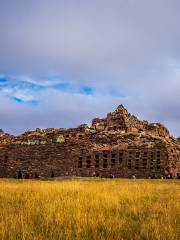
[0,179,179,240]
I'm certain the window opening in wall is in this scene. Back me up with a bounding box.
[78,161,82,168]
[87,155,91,159]
[81,149,85,153]
[111,159,115,167]
[95,154,99,159]
[119,157,123,163]
[86,159,91,168]
[95,159,99,168]
[79,134,83,139]
[4,155,8,161]
[135,164,139,169]
[103,154,108,158]
[111,153,116,158]
[128,158,131,169]
[78,156,83,168]
[136,152,140,157]
[119,151,123,156]
[103,158,107,168]
[150,151,154,156]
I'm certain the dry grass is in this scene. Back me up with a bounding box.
[0,179,179,240]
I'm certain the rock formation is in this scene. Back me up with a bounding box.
[0,105,180,178]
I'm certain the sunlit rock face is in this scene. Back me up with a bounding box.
[0,105,179,179]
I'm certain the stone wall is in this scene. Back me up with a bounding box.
[0,105,180,179]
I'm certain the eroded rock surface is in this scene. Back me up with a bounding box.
[0,105,180,178]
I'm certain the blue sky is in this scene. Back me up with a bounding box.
[0,74,96,105]
[0,0,180,135]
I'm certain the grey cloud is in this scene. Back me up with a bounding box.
[0,0,180,135]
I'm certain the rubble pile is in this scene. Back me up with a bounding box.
[0,105,180,178]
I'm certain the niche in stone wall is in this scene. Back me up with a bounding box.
[135,151,140,169]
[4,154,8,163]
[78,134,84,139]
[149,151,154,169]
[127,151,132,169]
[119,151,124,163]
[142,151,148,169]
[86,156,91,168]
[95,154,99,168]
[78,157,83,168]
[103,157,108,168]
[156,150,161,169]
[111,158,115,168]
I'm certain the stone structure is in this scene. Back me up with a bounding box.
[0,105,180,179]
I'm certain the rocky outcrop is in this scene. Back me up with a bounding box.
[0,105,180,178]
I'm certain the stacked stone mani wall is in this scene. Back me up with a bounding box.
[0,105,180,179]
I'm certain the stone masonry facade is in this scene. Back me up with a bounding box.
[0,105,180,178]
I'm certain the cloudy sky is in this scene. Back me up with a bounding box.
[0,0,180,136]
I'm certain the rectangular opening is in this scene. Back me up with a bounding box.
[136,152,140,157]
[103,158,108,168]
[79,134,83,139]
[86,160,91,168]
[111,159,115,168]
[103,158,107,163]
[111,159,115,164]
[78,161,82,168]
[95,159,99,168]
[119,152,123,156]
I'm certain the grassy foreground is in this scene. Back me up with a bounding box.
[0,179,179,240]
